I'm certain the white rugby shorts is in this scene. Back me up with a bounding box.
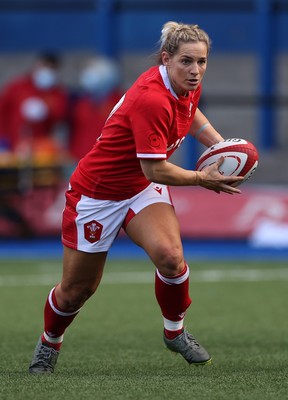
[62,182,173,253]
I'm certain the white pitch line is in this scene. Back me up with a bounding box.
[0,273,61,287]
[191,268,288,282]
[0,268,288,287]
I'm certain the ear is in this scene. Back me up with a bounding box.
[161,51,170,66]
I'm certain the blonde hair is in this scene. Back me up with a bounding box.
[157,21,211,64]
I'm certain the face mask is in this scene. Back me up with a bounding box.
[79,59,119,98]
[32,67,58,89]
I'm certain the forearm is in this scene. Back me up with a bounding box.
[140,159,200,186]
[190,108,224,147]
[140,158,242,194]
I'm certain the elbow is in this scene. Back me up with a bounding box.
[142,168,156,182]
[140,159,165,183]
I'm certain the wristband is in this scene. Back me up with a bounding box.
[194,123,210,139]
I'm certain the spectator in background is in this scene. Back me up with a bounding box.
[0,53,69,162]
[69,56,122,161]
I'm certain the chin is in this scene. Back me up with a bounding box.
[188,84,199,91]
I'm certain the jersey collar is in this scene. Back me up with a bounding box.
[159,65,179,100]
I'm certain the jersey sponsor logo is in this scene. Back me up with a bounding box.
[167,136,185,152]
[154,186,162,195]
[84,220,103,243]
[149,133,161,148]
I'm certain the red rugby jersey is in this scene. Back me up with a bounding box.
[70,65,201,200]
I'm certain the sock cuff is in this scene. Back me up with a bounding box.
[43,331,64,344]
[163,317,184,330]
[48,287,81,317]
[156,264,189,285]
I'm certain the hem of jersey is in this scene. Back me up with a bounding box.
[70,181,151,201]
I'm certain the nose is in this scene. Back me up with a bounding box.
[190,62,199,75]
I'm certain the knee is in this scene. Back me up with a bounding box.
[56,283,97,312]
[154,244,184,276]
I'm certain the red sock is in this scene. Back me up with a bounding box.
[155,263,192,338]
[42,287,80,350]
[164,327,184,340]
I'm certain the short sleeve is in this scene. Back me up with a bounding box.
[130,88,173,160]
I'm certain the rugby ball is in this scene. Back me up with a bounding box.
[196,138,259,185]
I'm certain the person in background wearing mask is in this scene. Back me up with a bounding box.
[69,56,122,161]
[0,53,69,160]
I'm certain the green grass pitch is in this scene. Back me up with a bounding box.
[0,258,287,400]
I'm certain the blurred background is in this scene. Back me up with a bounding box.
[0,0,287,258]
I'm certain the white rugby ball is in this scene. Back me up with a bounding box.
[196,138,259,185]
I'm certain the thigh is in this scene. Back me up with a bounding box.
[125,202,184,272]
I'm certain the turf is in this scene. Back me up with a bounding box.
[0,258,287,400]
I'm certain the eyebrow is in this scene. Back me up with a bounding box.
[181,55,207,61]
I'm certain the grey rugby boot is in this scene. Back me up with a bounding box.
[163,330,212,365]
[29,337,60,374]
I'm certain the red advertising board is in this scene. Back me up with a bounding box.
[1,183,288,246]
[170,186,288,240]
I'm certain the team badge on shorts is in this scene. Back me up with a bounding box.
[84,220,103,243]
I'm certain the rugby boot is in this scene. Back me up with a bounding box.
[164,329,212,365]
[29,337,60,374]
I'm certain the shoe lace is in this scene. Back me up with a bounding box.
[184,331,201,349]
[36,344,57,364]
